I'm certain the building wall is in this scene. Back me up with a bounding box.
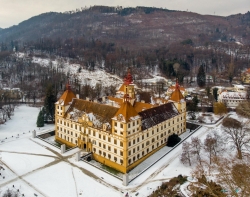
[220,99,246,107]
[54,102,186,173]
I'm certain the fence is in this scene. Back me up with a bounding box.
[36,135,60,149]
[36,130,77,152]
[187,115,224,126]
[80,157,123,180]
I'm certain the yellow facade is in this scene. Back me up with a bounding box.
[55,79,186,173]
[242,69,250,83]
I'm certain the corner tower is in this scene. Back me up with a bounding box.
[55,80,76,143]
[55,80,76,117]
[123,68,136,105]
[170,79,185,114]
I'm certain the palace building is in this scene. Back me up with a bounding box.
[55,70,186,173]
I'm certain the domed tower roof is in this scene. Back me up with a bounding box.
[58,79,76,106]
[124,68,133,85]
[115,101,138,122]
[170,79,184,102]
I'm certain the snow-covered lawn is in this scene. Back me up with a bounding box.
[187,112,223,124]
[0,138,56,156]
[24,162,121,197]
[1,153,55,176]
[0,179,44,197]
[0,105,54,139]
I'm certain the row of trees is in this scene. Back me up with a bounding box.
[0,104,16,124]
[180,116,250,196]
[21,37,250,85]
[181,133,224,166]
[182,117,249,164]
[190,158,250,197]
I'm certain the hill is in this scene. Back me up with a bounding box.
[0,6,249,49]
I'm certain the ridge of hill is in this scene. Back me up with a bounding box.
[0,6,249,49]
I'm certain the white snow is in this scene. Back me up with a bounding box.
[1,152,55,176]
[0,105,54,140]
[31,56,123,88]
[24,162,120,197]
[0,179,44,197]
[187,112,222,124]
[0,104,243,197]
[0,138,57,156]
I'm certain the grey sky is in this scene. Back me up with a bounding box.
[0,0,249,28]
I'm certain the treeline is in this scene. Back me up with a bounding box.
[1,5,249,52]
[117,6,174,16]
[1,33,250,88]
[18,37,250,83]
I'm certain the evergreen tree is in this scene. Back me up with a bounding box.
[187,96,199,120]
[197,64,206,87]
[187,95,199,112]
[213,88,218,101]
[167,133,181,147]
[205,86,211,96]
[36,110,44,127]
[44,84,57,122]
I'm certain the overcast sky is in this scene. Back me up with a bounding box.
[0,0,249,28]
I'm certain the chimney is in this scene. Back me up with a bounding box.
[141,100,145,103]
[76,94,79,99]
[86,97,89,101]
[102,97,106,102]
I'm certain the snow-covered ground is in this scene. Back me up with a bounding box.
[32,55,123,88]
[0,105,54,140]
[0,105,234,197]
[187,112,222,124]
[0,105,121,197]
[16,53,174,90]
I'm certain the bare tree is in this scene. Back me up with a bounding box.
[222,117,250,159]
[2,189,19,197]
[180,141,193,166]
[191,137,203,165]
[204,134,217,164]
[236,102,250,118]
[95,83,102,99]
[215,158,250,197]
[203,132,225,165]
[191,156,250,197]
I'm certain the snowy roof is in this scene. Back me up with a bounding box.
[219,91,247,100]
[58,88,76,106]
[233,84,245,89]
[66,99,119,128]
[139,102,179,130]
[114,101,139,123]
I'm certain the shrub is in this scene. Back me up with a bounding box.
[167,133,181,147]
[213,102,227,115]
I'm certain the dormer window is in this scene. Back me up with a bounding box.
[117,114,124,121]
[102,123,107,131]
